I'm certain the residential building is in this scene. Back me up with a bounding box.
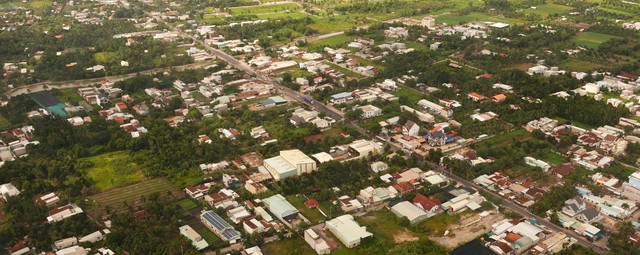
[48,203,83,223]
[179,225,209,250]
[54,237,78,250]
[369,161,388,173]
[338,195,364,213]
[358,105,382,119]
[0,183,20,201]
[524,157,551,172]
[243,218,271,234]
[413,194,441,213]
[347,139,382,159]
[263,194,299,222]
[391,201,430,224]
[304,229,331,255]
[403,120,420,137]
[562,197,586,217]
[200,210,241,244]
[576,208,601,223]
[184,184,210,199]
[418,99,452,118]
[326,215,373,248]
[56,245,87,255]
[78,229,110,243]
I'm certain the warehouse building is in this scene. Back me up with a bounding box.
[325,215,372,248]
[264,149,317,181]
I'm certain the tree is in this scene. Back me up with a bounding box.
[345,108,363,120]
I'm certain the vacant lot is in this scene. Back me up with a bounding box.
[77,151,145,191]
[230,3,300,15]
[572,32,618,49]
[89,178,180,214]
[429,211,503,249]
[436,12,523,25]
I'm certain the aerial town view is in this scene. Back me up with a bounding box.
[2,0,640,254]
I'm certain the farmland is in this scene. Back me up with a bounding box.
[89,178,181,214]
[572,32,618,49]
[523,4,574,17]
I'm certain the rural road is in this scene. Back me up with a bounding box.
[5,62,213,98]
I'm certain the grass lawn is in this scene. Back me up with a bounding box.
[553,117,593,130]
[524,4,573,17]
[572,32,618,49]
[479,128,532,149]
[177,198,199,210]
[286,195,327,224]
[393,85,424,105]
[0,116,11,131]
[419,212,462,236]
[308,34,354,48]
[195,226,220,244]
[192,91,208,101]
[53,88,84,104]
[257,12,312,20]
[309,16,359,33]
[230,3,300,15]
[262,236,316,255]
[560,59,606,72]
[436,12,523,25]
[77,151,145,190]
[541,149,566,166]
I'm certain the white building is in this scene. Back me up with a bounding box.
[358,105,382,119]
[326,215,373,248]
[304,229,330,255]
[0,183,20,201]
[264,149,317,181]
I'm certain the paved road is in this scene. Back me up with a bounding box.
[5,62,213,98]
[428,162,609,254]
[148,9,608,254]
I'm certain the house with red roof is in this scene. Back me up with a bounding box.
[412,194,441,213]
[305,199,319,209]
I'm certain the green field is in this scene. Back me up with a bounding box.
[230,3,300,15]
[89,178,178,212]
[436,12,523,25]
[572,32,618,49]
[195,226,220,244]
[524,4,573,17]
[541,149,566,166]
[419,212,462,236]
[53,88,84,104]
[309,16,359,33]
[308,34,354,48]
[77,151,146,190]
[560,59,606,72]
[177,198,199,210]
[479,128,532,149]
[286,195,327,224]
[393,85,425,105]
[262,236,316,255]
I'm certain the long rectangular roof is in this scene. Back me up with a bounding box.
[326,215,372,244]
[264,156,297,175]
[263,194,298,218]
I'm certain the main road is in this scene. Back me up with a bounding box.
[201,38,610,255]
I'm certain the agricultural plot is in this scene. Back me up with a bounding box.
[229,3,300,16]
[436,12,523,25]
[89,178,181,214]
[572,32,618,49]
[524,4,573,17]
